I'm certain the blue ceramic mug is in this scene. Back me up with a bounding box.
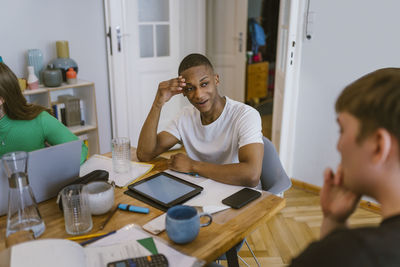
[166,205,212,244]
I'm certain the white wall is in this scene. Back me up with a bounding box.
[290,0,400,186]
[0,0,112,153]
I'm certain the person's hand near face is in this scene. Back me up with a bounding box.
[154,76,186,108]
[320,166,361,238]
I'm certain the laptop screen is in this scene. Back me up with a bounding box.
[0,140,82,216]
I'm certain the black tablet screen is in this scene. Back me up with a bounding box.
[131,174,195,204]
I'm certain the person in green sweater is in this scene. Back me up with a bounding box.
[0,62,88,164]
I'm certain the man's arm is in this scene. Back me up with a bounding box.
[320,166,361,238]
[168,143,264,187]
[137,77,185,162]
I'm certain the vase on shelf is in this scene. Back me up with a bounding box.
[27,49,44,84]
[27,66,39,90]
[43,64,63,87]
[49,41,78,82]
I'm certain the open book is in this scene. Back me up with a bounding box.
[9,224,203,267]
[10,238,149,267]
[80,154,154,187]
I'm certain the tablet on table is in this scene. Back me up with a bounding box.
[124,172,203,211]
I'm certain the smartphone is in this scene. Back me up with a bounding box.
[222,188,261,209]
[107,254,168,267]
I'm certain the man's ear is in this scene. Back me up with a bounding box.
[371,128,392,165]
[214,74,220,86]
[0,97,4,105]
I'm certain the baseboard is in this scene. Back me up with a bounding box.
[291,178,381,214]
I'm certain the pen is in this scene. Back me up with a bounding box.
[118,203,149,214]
[177,171,199,177]
[100,204,119,230]
[79,230,117,246]
[67,232,108,241]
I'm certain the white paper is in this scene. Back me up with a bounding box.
[11,239,86,267]
[164,170,246,207]
[88,224,203,267]
[80,154,153,187]
[85,240,150,267]
[186,178,245,207]
[164,169,207,184]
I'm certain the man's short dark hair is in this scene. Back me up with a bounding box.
[178,53,214,75]
[336,68,400,144]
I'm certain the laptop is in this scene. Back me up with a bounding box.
[0,140,82,216]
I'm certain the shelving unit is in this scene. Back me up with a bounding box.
[23,80,99,156]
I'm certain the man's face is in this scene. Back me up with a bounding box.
[180,65,219,114]
[337,112,372,192]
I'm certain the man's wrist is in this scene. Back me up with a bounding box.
[191,160,200,175]
[320,216,348,239]
[152,98,164,109]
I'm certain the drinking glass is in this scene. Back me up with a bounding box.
[112,137,131,173]
[61,184,93,235]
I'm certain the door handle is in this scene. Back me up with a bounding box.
[238,32,243,53]
[116,26,122,52]
[106,26,113,56]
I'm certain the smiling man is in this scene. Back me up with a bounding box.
[137,53,263,187]
[290,68,400,266]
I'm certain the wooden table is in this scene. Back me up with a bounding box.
[0,149,285,266]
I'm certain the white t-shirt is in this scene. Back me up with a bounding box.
[163,97,263,164]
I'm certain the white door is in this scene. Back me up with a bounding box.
[206,0,248,102]
[105,0,182,147]
[272,0,302,173]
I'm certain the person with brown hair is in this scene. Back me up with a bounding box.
[137,53,264,187]
[290,68,400,266]
[0,62,88,164]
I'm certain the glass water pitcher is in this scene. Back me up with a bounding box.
[3,151,45,238]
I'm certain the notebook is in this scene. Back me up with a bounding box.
[0,140,82,216]
[79,154,154,188]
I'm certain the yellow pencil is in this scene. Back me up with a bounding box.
[66,232,108,241]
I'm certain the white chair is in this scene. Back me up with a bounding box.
[217,136,291,266]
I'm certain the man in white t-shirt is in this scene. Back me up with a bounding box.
[137,53,264,187]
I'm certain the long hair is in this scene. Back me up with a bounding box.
[0,63,51,120]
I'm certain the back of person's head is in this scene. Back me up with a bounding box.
[178,53,214,75]
[0,63,50,120]
[336,68,400,144]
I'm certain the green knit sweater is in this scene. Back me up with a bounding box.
[0,111,88,164]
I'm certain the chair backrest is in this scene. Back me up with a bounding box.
[260,136,292,195]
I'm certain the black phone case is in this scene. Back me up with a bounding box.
[222,188,261,209]
[57,170,109,210]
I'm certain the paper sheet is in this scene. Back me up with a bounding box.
[80,155,153,187]
[165,170,245,207]
[87,224,203,267]
[85,239,150,267]
[11,239,86,267]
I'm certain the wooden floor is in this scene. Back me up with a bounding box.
[218,186,382,266]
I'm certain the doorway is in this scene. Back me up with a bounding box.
[245,0,281,142]
[246,0,302,175]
